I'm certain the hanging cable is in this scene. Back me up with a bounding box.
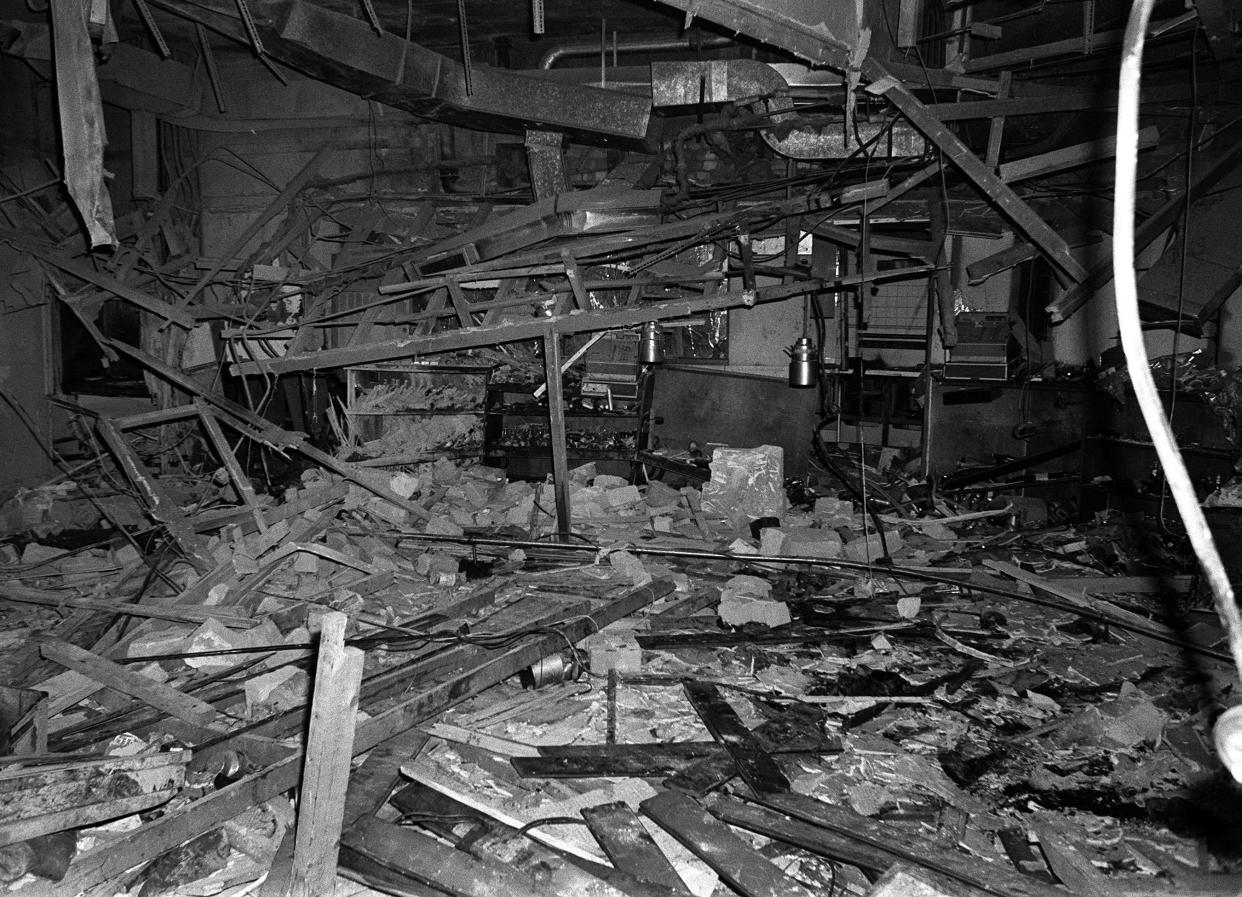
[1113,0,1242,779]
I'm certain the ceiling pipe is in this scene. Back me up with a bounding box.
[539,35,736,69]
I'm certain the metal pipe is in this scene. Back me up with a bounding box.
[376,530,1227,661]
[539,35,735,69]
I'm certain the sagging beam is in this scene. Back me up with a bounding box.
[229,265,933,376]
[998,126,1159,183]
[1046,133,1242,322]
[864,60,1087,287]
[649,0,853,69]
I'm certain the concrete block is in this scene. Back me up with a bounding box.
[783,528,843,559]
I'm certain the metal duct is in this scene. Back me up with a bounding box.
[539,35,736,69]
[150,0,657,147]
[651,59,923,159]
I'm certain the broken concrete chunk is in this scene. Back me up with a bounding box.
[842,529,902,562]
[719,592,791,628]
[584,624,642,674]
[701,445,786,520]
[245,667,310,719]
[425,515,465,537]
[388,472,421,499]
[570,462,597,483]
[593,474,629,490]
[608,550,651,587]
[20,543,66,565]
[783,527,843,559]
[604,484,642,509]
[759,527,787,556]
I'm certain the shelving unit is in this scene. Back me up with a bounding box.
[482,378,650,481]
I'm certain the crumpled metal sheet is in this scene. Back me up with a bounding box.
[50,0,116,249]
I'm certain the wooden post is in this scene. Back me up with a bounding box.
[290,611,364,897]
[542,327,572,540]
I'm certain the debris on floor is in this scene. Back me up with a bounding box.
[2,426,1240,897]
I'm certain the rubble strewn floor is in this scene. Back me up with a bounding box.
[1,453,1238,897]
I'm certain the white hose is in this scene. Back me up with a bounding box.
[1114,0,1242,777]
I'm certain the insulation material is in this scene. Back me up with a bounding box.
[50,0,116,248]
[700,444,786,519]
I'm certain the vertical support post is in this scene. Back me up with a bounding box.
[290,611,365,897]
[542,327,572,540]
[984,71,1012,168]
[524,129,569,200]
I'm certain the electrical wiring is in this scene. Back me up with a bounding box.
[1113,0,1242,779]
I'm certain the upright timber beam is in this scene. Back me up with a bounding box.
[542,328,572,540]
[525,130,569,200]
[863,60,1087,287]
[50,0,116,249]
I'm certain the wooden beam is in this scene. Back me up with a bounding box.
[50,0,116,248]
[743,791,1068,897]
[177,142,334,309]
[195,400,268,533]
[104,338,434,522]
[94,418,213,571]
[641,790,815,897]
[999,126,1159,183]
[12,240,195,329]
[984,71,1011,168]
[290,612,365,897]
[34,580,675,897]
[864,60,1086,286]
[683,682,789,794]
[1046,130,1242,321]
[0,753,187,848]
[40,640,223,730]
[542,328,572,539]
[231,264,933,376]
[583,802,692,895]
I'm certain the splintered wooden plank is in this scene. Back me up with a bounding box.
[583,801,692,895]
[641,790,815,897]
[682,682,789,794]
[291,611,365,897]
[0,752,187,847]
[194,400,268,533]
[662,752,738,797]
[36,581,675,897]
[514,742,723,779]
[864,59,1086,287]
[40,640,222,729]
[748,791,1068,897]
[343,816,545,897]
